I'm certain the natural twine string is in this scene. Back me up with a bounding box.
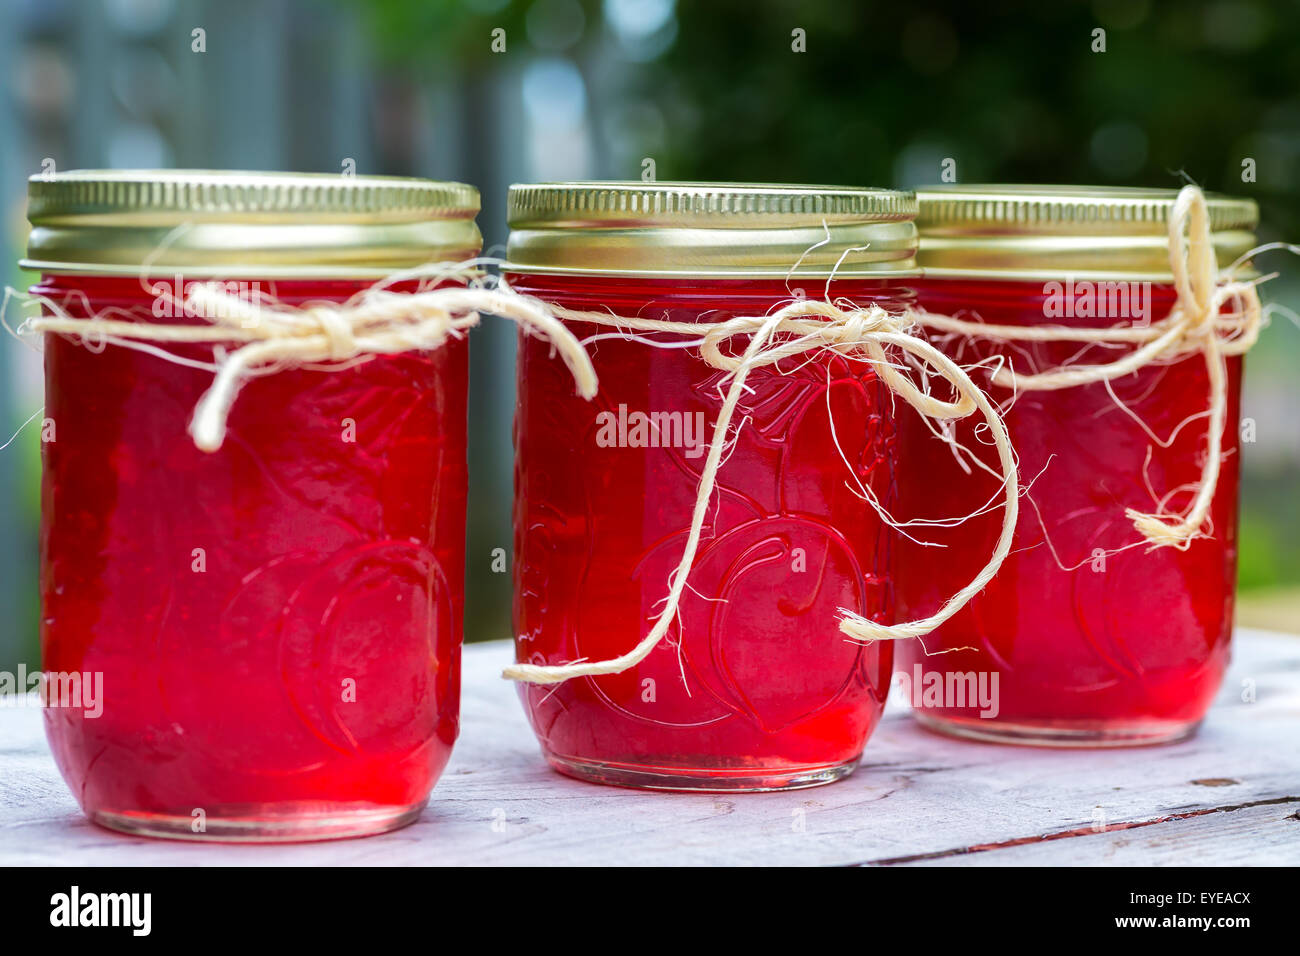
[9,182,1265,688]
[20,278,599,451]
[12,264,1024,686]
[914,185,1263,550]
[501,298,1021,684]
[501,185,1268,683]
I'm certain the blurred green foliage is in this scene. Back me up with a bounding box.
[1239,467,1300,589]
[650,0,1300,238]
[349,0,1300,601]
[351,1,1300,235]
[351,0,527,65]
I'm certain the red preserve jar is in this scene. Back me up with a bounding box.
[894,185,1258,746]
[25,170,480,839]
[507,182,919,790]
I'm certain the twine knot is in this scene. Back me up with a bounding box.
[1121,185,1260,549]
[915,185,1264,550]
[502,293,1020,684]
[302,303,359,361]
[179,283,597,452]
[827,307,885,353]
[18,268,599,454]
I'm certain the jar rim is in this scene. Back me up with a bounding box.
[506,181,919,279]
[915,184,1259,280]
[22,169,482,278]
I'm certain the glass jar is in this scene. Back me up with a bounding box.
[25,170,480,840]
[507,182,919,790]
[894,185,1258,746]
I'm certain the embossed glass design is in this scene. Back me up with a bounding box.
[511,274,905,790]
[893,280,1241,745]
[36,274,467,839]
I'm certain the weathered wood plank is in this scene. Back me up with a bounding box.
[887,798,1300,867]
[0,629,1296,866]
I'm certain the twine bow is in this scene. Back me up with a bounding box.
[10,265,1021,686]
[22,278,598,451]
[502,296,1020,684]
[916,185,1263,549]
[19,186,1254,689]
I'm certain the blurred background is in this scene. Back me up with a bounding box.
[2,0,1298,670]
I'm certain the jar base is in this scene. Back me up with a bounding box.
[912,712,1201,748]
[89,801,426,843]
[544,753,861,792]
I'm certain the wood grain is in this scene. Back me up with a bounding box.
[1,629,1296,866]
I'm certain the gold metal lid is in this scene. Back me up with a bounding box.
[506,182,918,278]
[916,185,1259,280]
[22,169,482,278]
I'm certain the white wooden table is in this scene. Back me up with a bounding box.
[2,628,1297,866]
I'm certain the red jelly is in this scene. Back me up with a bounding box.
[507,182,919,790]
[25,171,480,839]
[893,186,1258,746]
